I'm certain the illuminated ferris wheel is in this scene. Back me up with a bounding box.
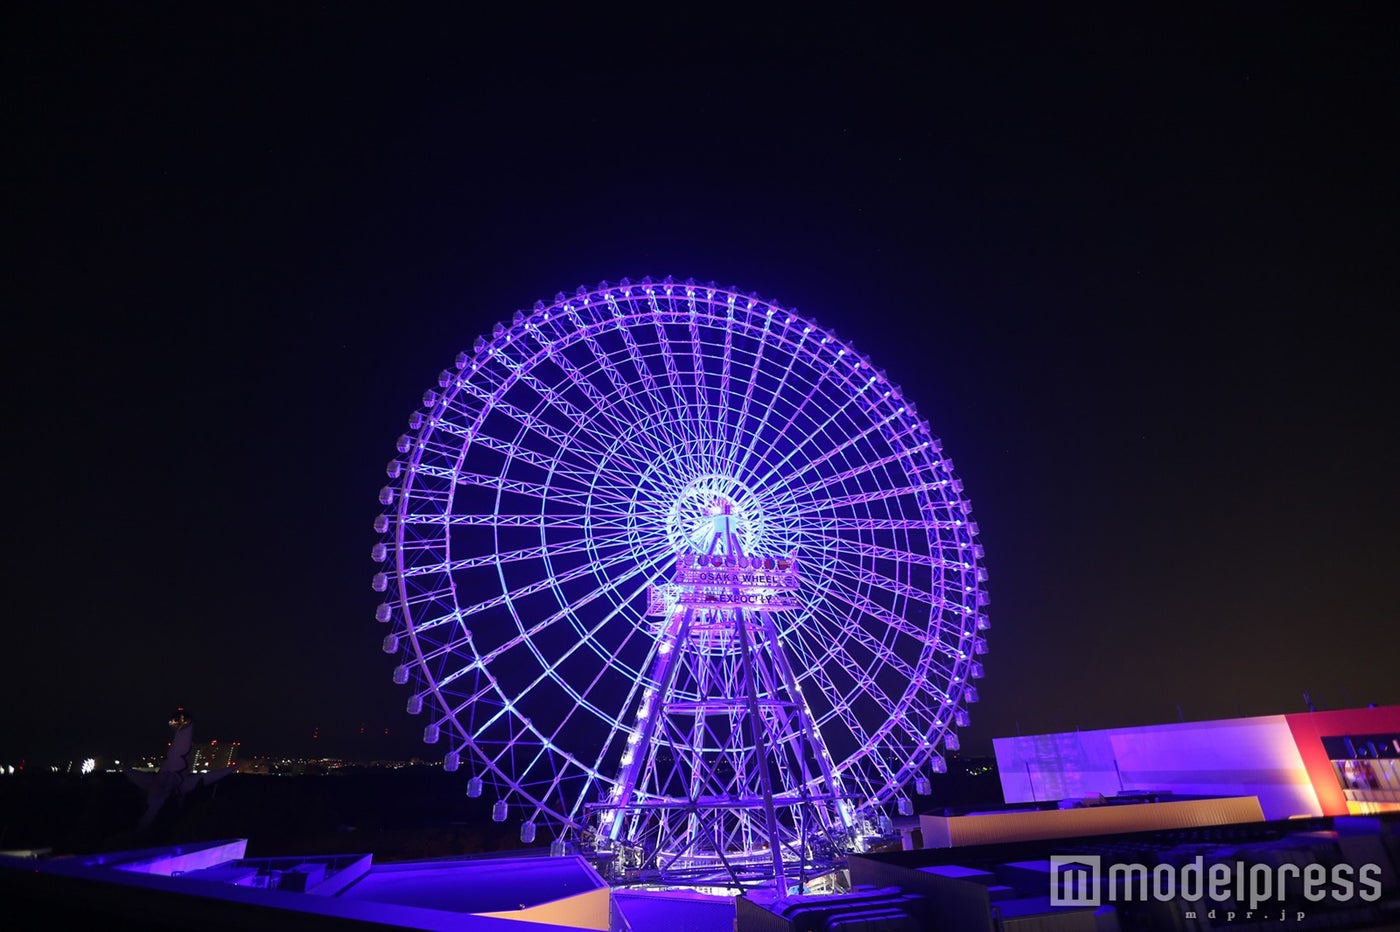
[372,277,989,886]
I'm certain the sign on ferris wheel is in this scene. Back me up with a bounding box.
[653,549,802,613]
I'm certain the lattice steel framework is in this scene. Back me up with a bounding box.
[371,276,989,885]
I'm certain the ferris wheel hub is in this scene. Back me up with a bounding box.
[665,473,769,555]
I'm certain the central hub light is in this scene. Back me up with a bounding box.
[666,474,767,555]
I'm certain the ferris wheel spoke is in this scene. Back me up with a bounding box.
[478,399,660,495]
[499,337,674,467]
[642,294,690,418]
[823,557,945,610]
[543,382,695,479]
[581,438,671,489]
[518,588,673,816]
[462,394,652,489]
[749,381,897,498]
[651,342,713,460]
[572,616,685,818]
[464,553,667,679]
[744,366,865,487]
[463,429,612,488]
[681,298,723,451]
[807,597,921,686]
[399,531,625,581]
[587,297,696,451]
[730,321,810,478]
[467,564,672,770]
[797,604,914,711]
[405,512,587,528]
[459,388,615,470]
[716,300,736,454]
[813,516,966,532]
[822,535,951,570]
[783,617,899,791]
[465,432,578,475]
[722,306,776,471]
[415,630,479,673]
[528,332,685,458]
[773,426,935,509]
[803,480,958,513]
[788,623,891,729]
[818,573,940,661]
[444,471,619,509]
[450,534,628,577]
[449,381,597,467]
[534,402,669,483]
[455,546,640,622]
[413,456,620,514]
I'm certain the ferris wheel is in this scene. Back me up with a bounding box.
[372,277,989,885]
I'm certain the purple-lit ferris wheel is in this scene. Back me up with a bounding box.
[372,277,989,887]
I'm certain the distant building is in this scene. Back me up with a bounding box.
[191,740,240,772]
[994,705,1400,819]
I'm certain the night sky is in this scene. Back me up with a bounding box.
[7,6,1397,764]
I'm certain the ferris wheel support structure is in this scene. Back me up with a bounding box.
[593,505,856,887]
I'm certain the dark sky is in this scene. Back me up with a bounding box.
[6,5,1397,764]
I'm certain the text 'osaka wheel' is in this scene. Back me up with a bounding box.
[372,277,989,886]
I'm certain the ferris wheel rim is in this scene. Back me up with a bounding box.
[374,278,988,832]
